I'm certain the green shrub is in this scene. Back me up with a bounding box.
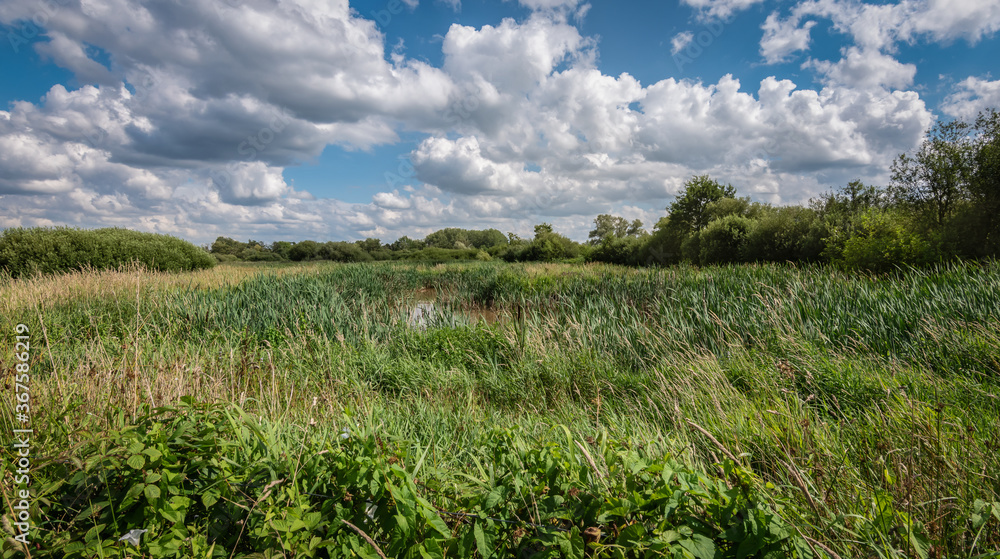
[587,236,644,265]
[0,227,215,277]
[743,206,824,263]
[698,215,755,265]
[838,209,937,272]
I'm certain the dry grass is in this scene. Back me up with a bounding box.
[0,260,330,315]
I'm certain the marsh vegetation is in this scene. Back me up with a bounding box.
[1,260,999,557]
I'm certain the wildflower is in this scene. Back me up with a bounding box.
[119,529,148,546]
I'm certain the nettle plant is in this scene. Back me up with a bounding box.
[18,398,810,558]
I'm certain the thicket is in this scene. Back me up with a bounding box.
[0,227,215,277]
[202,109,999,272]
[590,109,999,271]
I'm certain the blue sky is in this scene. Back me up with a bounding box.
[1,0,998,244]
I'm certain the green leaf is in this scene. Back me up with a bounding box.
[678,533,716,559]
[144,484,162,501]
[484,487,504,511]
[616,524,646,546]
[419,506,451,539]
[419,540,444,559]
[557,527,585,559]
[127,454,146,470]
[143,447,163,462]
[474,521,493,559]
[908,527,930,559]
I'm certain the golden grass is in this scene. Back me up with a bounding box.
[0,260,332,315]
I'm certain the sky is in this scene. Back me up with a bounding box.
[1,0,999,245]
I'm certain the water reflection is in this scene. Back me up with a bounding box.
[406,289,498,328]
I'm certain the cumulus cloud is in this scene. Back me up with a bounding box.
[805,47,917,91]
[787,0,1000,52]
[760,13,817,64]
[0,0,946,243]
[942,77,1000,120]
[671,32,695,55]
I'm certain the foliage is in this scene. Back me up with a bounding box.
[588,215,644,245]
[696,215,755,265]
[4,260,1000,558]
[0,226,215,277]
[891,119,976,226]
[425,228,508,250]
[643,175,737,265]
[835,209,937,272]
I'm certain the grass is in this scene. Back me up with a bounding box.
[1,260,999,557]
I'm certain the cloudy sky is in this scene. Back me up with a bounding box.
[1,0,998,245]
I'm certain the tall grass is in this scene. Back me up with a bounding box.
[2,260,999,557]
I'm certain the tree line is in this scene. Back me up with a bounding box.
[212,108,998,272]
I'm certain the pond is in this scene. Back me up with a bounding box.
[406,288,499,328]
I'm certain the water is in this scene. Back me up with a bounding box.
[406,289,498,328]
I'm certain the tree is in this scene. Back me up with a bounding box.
[533,223,554,237]
[891,120,976,226]
[588,215,644,245]
[356,238,382,253]
[970,109,1000,254]
[288,240,320,261]
[270,241,293,260]
[389,236,424,251]
[669,175,737,231]
[642,175,737,264]
[210,237,247,256]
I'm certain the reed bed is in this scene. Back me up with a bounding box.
[2,260,999,557]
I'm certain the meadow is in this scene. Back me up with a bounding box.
[1,260,999,558]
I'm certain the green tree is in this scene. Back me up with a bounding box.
[891,120,976,226]
[288,240,320,261]
[270,241,293,260]
[588,215,644,245]
[642,175,737,264]
[210,237,248,257]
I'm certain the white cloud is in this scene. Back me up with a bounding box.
[789,0,1000,52]
[760,13,817,64]
[942,76,1000,119]
[805,47,917,91]
[442,15,590,92]
[0,0,945,243]
[682,0,767,20]
[671,32,695,55]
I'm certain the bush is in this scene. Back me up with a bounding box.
[0,227,215,277]
[743,206,824,263]
[318,242,373,263]
[698,215,755,265]
[587,236,644,265]
[289,240,320,261]
[838,209,937,272]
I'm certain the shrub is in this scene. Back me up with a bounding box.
[698,215,755,265]
[289,240,320,261]
[743,206,824,263]
[0,227,215,277]
[838,209,938,272]
[587,236,644,265]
